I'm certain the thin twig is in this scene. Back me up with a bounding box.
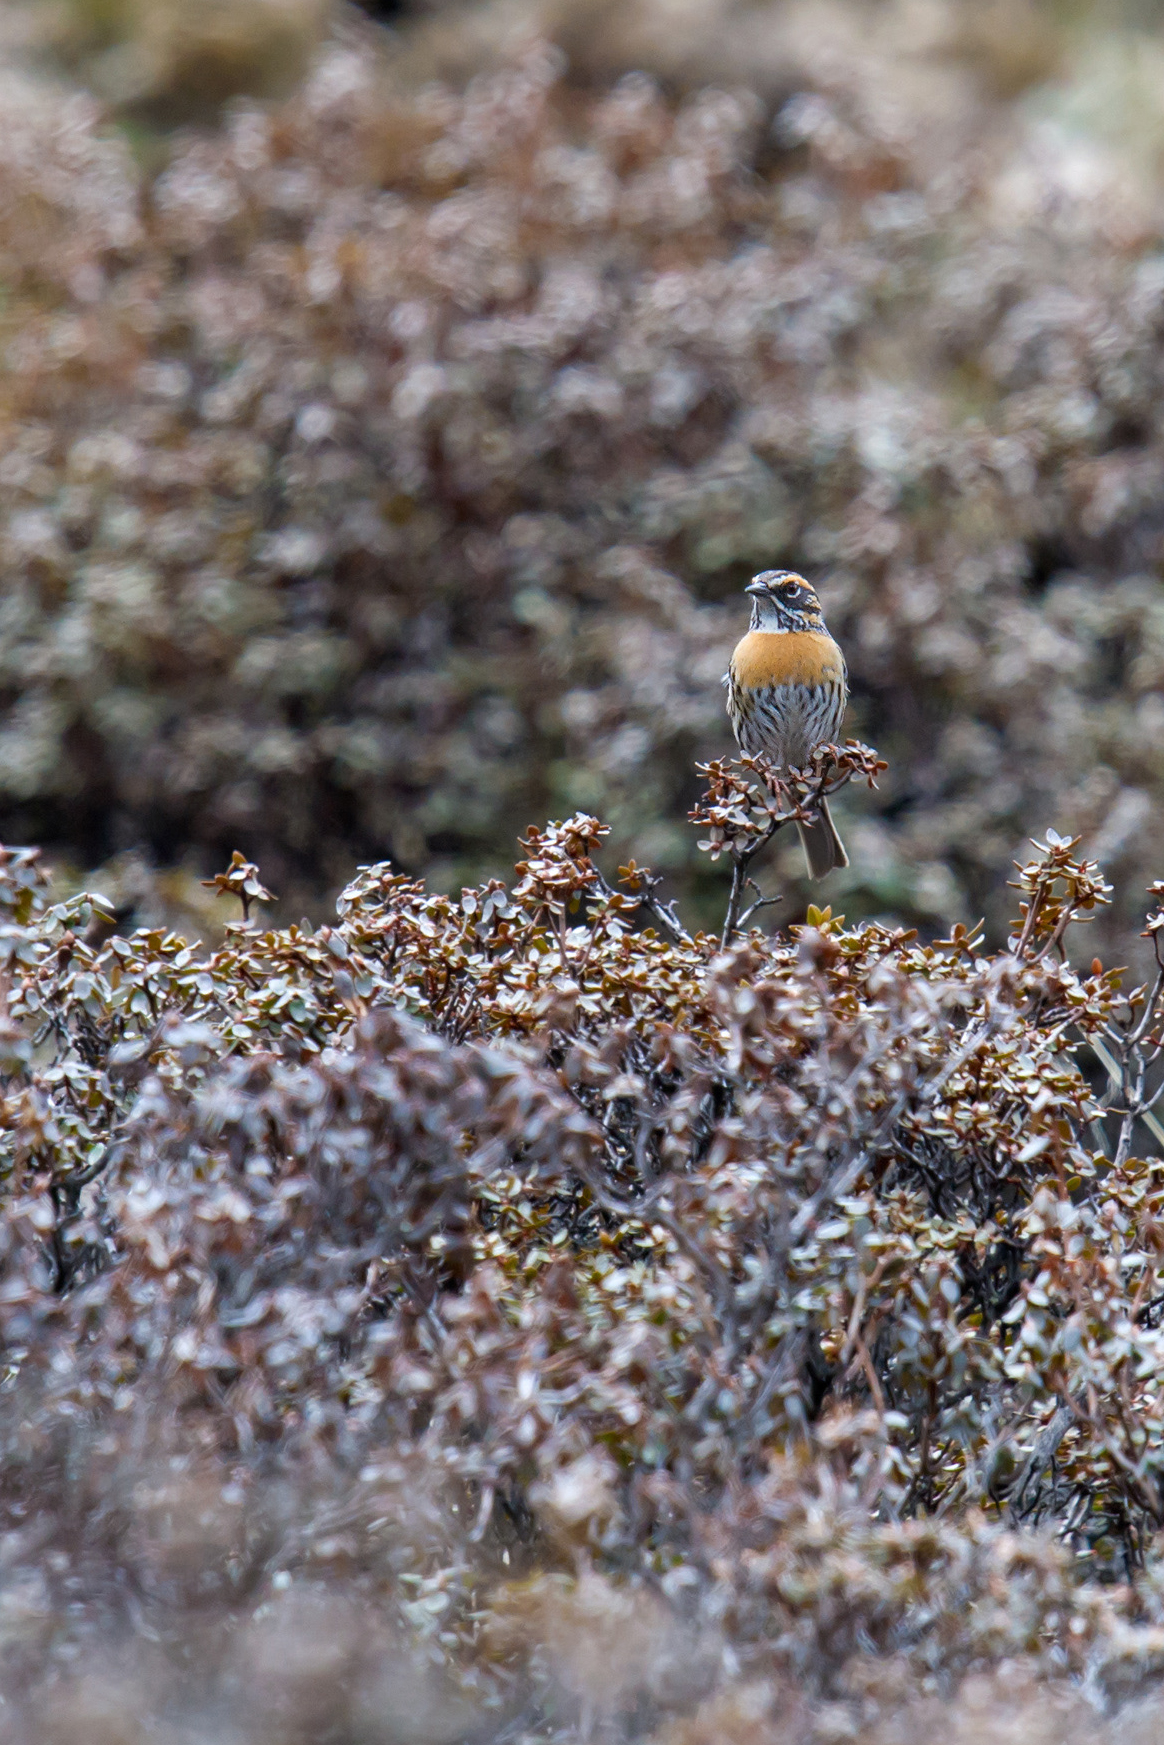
[735,892,782,930]
[592,866,693,949]
[1007,1401,1076,1522]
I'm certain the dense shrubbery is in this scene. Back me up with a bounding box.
[11,2,1164,1734]
[7,0,1164,959]
[4,742,1164,1736]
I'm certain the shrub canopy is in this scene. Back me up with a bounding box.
[4,745,1164,1737]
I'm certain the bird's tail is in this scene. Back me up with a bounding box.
[796,798,848,880]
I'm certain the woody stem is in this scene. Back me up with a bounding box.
[724,819,785,943]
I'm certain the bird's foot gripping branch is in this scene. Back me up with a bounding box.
[6,758,1164,1728]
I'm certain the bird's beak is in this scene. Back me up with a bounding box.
[745,580,770,597]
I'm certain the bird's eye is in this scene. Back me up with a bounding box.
[781,583,800,599]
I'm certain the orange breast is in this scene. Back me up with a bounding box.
[730,630,845,691]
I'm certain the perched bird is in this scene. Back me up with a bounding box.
[725,569,849,879]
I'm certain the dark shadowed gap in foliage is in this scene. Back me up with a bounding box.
[351,0,415,16]
[1024,535,1076,598]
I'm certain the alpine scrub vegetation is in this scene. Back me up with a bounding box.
[6,744,1164,1740]
[10,2,1164,962]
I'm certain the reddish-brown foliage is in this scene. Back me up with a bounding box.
[0,748,1161,1735]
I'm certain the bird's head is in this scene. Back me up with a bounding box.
[745,570,826,632]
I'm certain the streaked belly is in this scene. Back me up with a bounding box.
[732,682,846,768]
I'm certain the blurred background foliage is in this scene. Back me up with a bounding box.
[4,0,1164,950]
